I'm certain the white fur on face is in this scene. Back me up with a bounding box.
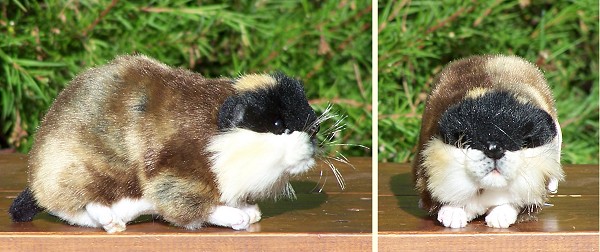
[422,133,563,227]
[207,128,316,207]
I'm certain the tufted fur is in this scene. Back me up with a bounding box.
[9,55,319,232]
[413,55,564,228]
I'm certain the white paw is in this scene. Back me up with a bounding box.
[241,204,262,224]
[103,218,127,234]
[437,205,467,228]
[85,202,127,233]
[207,205,251,230]
[547,177,559,194]
[485,204,518,228]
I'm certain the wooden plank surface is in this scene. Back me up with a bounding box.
[0,154,372,251]
[378,162,599,251]
[3,153,599,251]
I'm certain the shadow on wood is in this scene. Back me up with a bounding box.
[259,180,328,218]
[388,173,427,218]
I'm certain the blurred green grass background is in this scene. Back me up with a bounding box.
[0,0,372,158]
[3,0,598,165]
[379,0,598,164]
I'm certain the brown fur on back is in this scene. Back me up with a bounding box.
[29,55,236,225]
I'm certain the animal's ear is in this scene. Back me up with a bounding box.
[218,96,246,130]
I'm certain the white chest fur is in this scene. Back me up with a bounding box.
[207,128,316,207]
[422,132,563,227]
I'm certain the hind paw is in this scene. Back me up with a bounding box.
[86,203,127,233]
[101,217,126,233]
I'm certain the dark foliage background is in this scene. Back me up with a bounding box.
[379,0,598,164]
[0,0,372,158]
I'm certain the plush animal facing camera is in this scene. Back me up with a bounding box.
[413,55,564,228]
[9,55,325,233]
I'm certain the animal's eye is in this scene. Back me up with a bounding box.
[273,118,287,134]
[274,119,283,128]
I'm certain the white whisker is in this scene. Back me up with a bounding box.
[319,176,328,193]
[310,103,367,191]
[310,169,327,193]
[492,123,519,147]
[328,155,357,171]
[322,143,370,149]
[323,158,346,190]
[320,124,345,135]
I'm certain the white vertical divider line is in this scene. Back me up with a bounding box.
[371,0,379,251]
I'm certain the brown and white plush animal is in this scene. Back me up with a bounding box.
[413,55,564,228]
[9,55,322,233]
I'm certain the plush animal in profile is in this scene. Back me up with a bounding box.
[9,55,324,233]
[413,55,564,228]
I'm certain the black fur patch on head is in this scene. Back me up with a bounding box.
[218,73,318,137]
[438,91,557,154]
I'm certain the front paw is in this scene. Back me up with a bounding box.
[241,204,262,224]
[207,205,251,230]
[437,205,467,228]
[485,204,518,228]
[547,177,559,194]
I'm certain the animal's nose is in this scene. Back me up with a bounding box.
[483,141,505,160]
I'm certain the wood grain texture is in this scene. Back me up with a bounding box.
[0,234,372,252]
[378,162,599,251]
[378,232,598,251]
[0,154,372,251]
